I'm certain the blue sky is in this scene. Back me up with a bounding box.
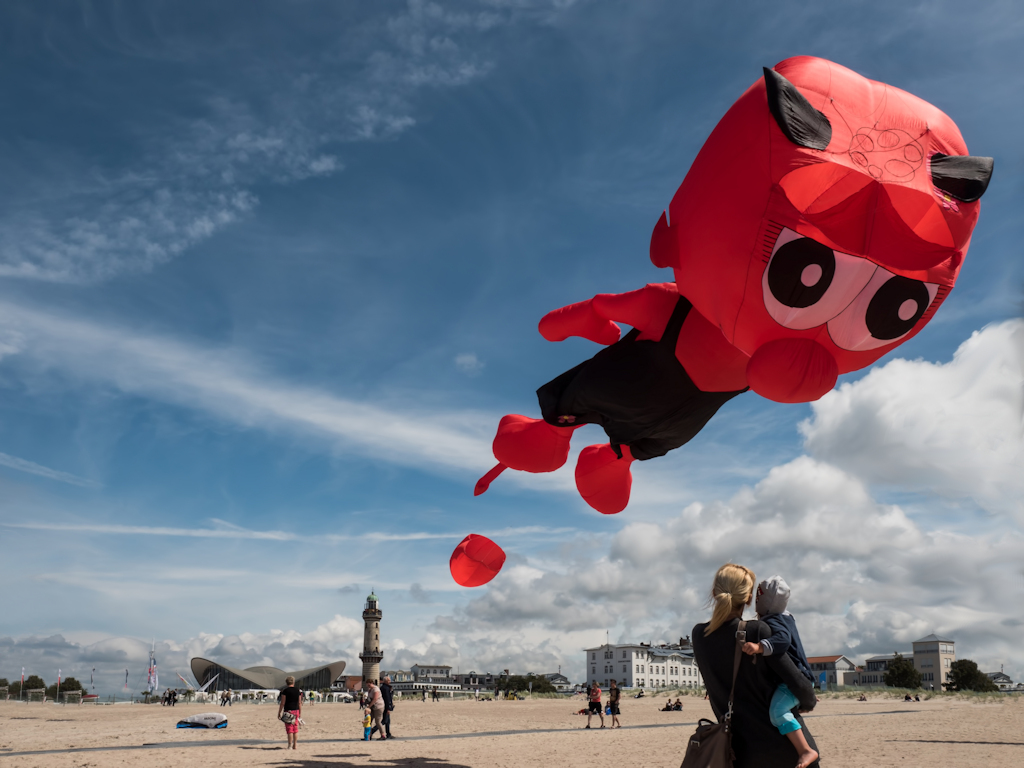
[0,0,1022,693]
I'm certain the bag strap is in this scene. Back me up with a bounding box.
[724,620,747,724]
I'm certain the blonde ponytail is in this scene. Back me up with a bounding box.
[704,563,755,636]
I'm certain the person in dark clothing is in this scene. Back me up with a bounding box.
[278,676,302,750]
[692,563,820,768]
[371,676,395,739]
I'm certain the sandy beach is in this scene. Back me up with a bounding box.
[1,694,1021,767]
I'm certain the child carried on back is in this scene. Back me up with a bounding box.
[742,575,819,768]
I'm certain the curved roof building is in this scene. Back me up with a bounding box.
[190,657,346,691]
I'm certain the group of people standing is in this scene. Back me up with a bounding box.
[277,675,398,747]
[583,679,622,729]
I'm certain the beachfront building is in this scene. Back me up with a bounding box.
[584,639,702,691]
[453,671,498,691]
[853,652,911,686]
[359,591,384,686]
[806,655,858,688]
[839,635,956,688]
[986,670,1015,690]
[388,664,461,697]
[543,672,574,692]
[911,634,955,689]
[189,658,347,691]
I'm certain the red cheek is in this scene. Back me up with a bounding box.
[746,338,838,403]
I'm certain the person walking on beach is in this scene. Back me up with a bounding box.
[366,680,386,740]
[585,681,605,728]
[371,676,395,739]
[608,679,621,728]
[432,685,439,702]
[278,676,302,750]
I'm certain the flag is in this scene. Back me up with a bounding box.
[177,672,193,689]
[91,668,95,687]
[58,669,62,686]
[125,669,129,690]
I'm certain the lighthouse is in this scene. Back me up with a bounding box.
[359,591,383,685]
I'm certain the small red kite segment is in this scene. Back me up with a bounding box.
[475,55,993,516]
[450,534,506,587]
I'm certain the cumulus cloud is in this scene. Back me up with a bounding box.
[801,320,1024,519]
[5,453,1020,684]
[411,455,1023,681]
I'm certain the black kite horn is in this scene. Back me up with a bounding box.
[930,154,994,202]
[763,66,832,151]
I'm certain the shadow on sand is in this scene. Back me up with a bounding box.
[889,739,1024,747]
[269,755,474,768]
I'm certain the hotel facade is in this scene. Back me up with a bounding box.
[584,640,702,690]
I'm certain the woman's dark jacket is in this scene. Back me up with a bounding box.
[692,618,820,768]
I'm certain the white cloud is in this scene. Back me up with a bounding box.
[0,452,99,488]
[455,351,485,375]
[413,454,1024,682]
[0,2,581,283]
[0,300,586,493]
[1,520,576,545]
[6,452,1020,685]
[801,320,1024,520]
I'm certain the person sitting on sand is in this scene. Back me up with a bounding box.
[741,575,818,768]
[857,694,867,702]
[661,701,674,711]
[673,698,683,711]
[904,693,913,702]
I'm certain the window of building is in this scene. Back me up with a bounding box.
[944,659,950,668]
[592,653,596,660]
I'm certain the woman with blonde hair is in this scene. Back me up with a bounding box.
[691,564,820,768]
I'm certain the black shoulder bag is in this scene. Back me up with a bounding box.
[680,620,746,768]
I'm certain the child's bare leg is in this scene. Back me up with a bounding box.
[785,727,818,768]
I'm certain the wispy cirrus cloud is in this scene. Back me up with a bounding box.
[0,1,578,283]
[0,452,99,488]
[0,300,584,493]
[1,519,575,543]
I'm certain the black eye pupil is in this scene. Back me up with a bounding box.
[768,237,836,308]
[865,276,930,340]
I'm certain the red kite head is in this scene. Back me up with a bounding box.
[650,56,993,402]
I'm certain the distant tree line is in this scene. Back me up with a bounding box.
[496,674,556,694]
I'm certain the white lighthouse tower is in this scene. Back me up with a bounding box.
[359,591,383,686]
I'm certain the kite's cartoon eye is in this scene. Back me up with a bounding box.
[827,269,939,351]
[762,228,877,330]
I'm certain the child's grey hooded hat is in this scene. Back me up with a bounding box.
[756,575,791,616]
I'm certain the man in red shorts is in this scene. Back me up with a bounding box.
[586,681,605,729]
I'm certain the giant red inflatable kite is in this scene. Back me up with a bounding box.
[474,56,993,516]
